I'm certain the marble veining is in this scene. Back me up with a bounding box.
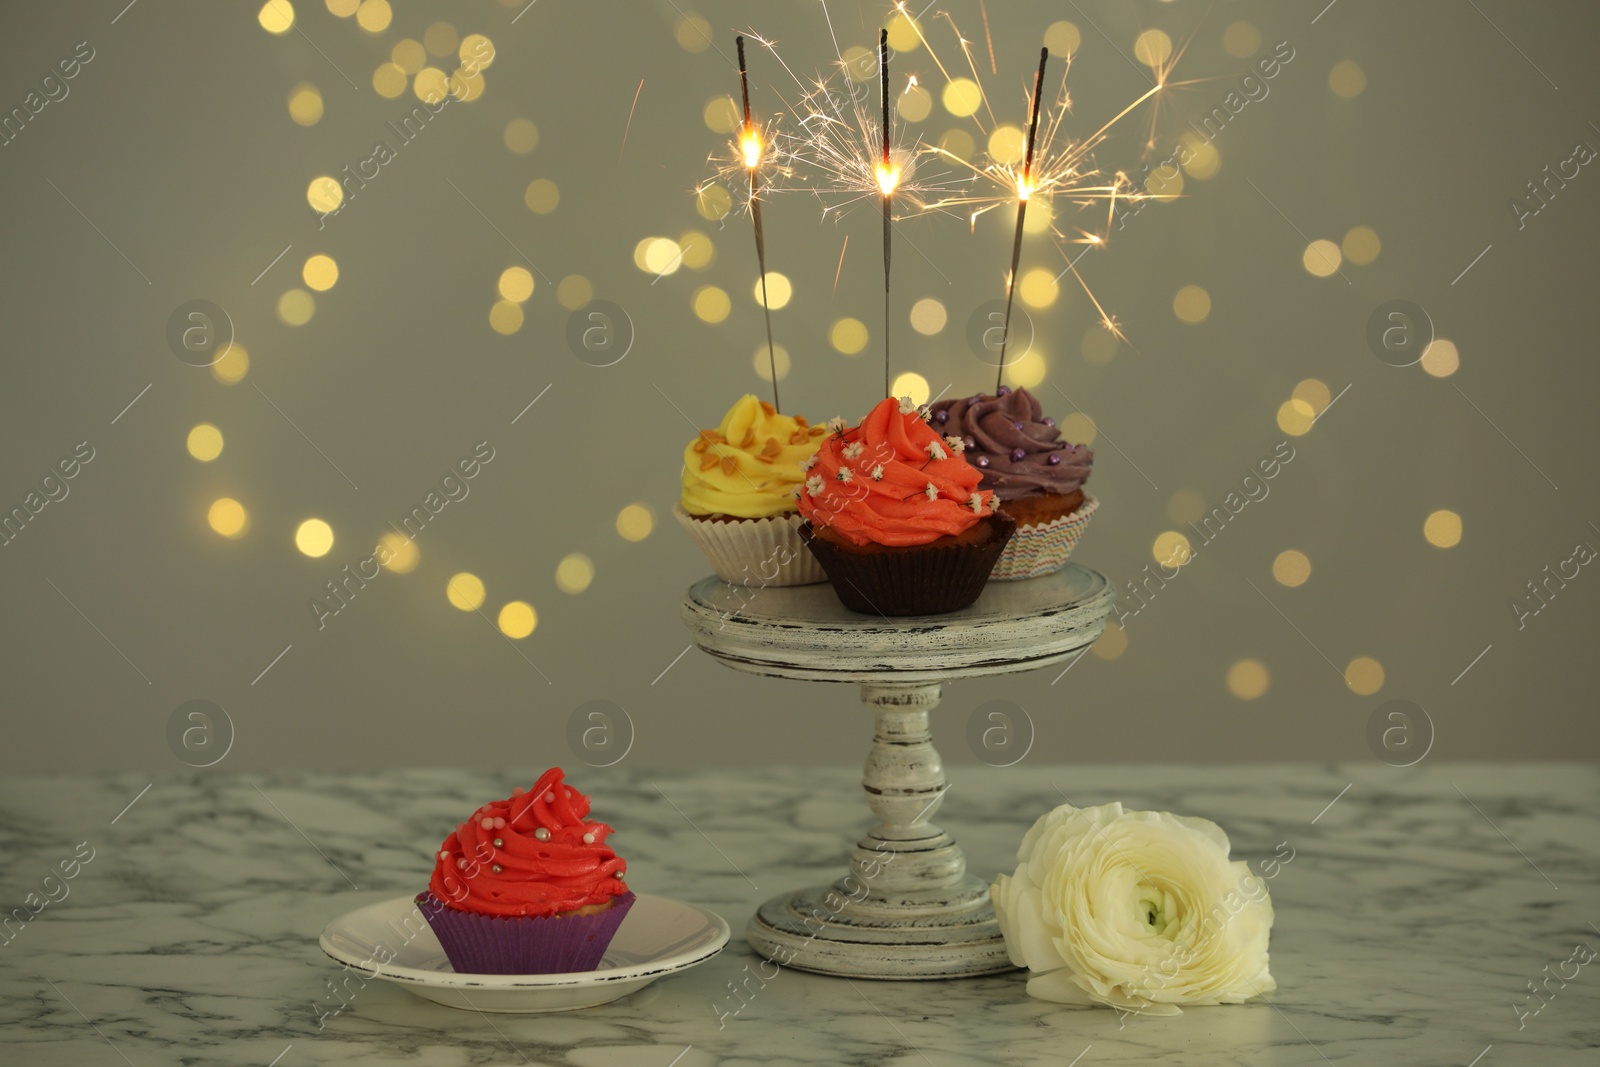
[0,764,1597,1065]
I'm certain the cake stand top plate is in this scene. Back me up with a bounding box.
[681,563,1114,684]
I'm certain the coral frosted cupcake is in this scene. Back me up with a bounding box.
[796,396,1014,615]
[417,767,634,974]
[928,386,1096,580]
[675,394,829,586]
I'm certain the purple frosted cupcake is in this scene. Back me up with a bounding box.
[928,386,1097,580]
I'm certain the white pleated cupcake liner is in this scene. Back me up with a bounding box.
[989,494,1099,581]
[674,504,828,586]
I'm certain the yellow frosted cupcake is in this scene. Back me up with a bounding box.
[675,394,830,586]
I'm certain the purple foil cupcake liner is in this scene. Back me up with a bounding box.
[990,495,1098,581]
[417,891,636,975]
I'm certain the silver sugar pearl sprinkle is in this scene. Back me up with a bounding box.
[493,838,503,847]
[544,792,555,803]
[535,827,551,841]
[582,832,595,844]
[491,864,502,874]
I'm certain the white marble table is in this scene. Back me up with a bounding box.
[1,764,1596,1065]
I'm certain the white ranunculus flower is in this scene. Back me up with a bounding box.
[991,801,1275,1016]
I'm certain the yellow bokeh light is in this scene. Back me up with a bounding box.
[1153,530,1192,567]
[841,46,875,83]
[277,289,316,326]
[372,62,407,98]
[498,266,534,303]
[937,128,975,161]
[678,231,714,270]
[1421,339,1459,378]
[1302,239,1342,277]
[447,572,485,612]
[186,424,224,462]
[1272,549,1311,587]
[616,504,655,542]
[942,79,982,118]
[1145,165,1183,198]
[1167,489,1205,525]
[1330,59,1366,98]
[1223,20,1261,57]
[555,553,594,594]
[524,179,559,214]
[1293,379,1331,416]
[504,118,539,155]
[1180,133,1221,180]
[306,176,343,214]
[459,34,494,69]
[295,518,335,558]
[886,11,922,51]
[753,272,792,309]
[1343,225,1381,265]
[212,342,249,385]
[1092,620,1127,660]
[675,14,712,53]
[1004,349,1047,390]
[448,66,486,102]
[910,298,947,335]
[355,0,391,33]
[1021,196,1054,233]
[1134,29,1173,67]
[557,275,592,310]
[414,67,449,104]
[890,372,930,407]
[1173,285,1211,323]
[326,0,358,15]
[988,125,1026,167]
[703,96,740,134]
[1018,268,1059,309]
[1059,411,1096,446]
[1345,656,1385,695]
[302,254,338,291]
[696,183,731,220]
[830,318,869,355]
[497,601,537,639]
[208,498,249,539]
[753,343,790,383]
[377,531,419,573]
[422,21,457,56]
[1424,509,1463,548]
[288,83,323,126]
[693,286,730,323]
[391,38,426,74]
[898,83,932,123]
[488,299,524,335]
[258,0,295,34]
[1081,327,1117,365]
[640,237,683,276]
[1227,659,1271,700]
[1043,21,1080,56]
[1277,398,1316,436]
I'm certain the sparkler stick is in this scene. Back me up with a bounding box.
[737,35,781,412]
[996,47,1048,393]
[876,28,895,399]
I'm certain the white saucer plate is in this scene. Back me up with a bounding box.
[319,893,730,1013]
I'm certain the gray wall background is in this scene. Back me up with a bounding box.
[1,0,1595,773]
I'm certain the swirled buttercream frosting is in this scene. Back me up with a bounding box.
[927,387,1093,501]
[680,395,827,519]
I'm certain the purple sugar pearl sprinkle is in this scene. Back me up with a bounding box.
[974,455,990,468]
[1047,453,1061,466]
[1043,417,1056,427]
[1010,448,1026,462]
[933,410,948,424]
[997,385,1011,396]
[1012,420,1024,431]
[963,436,976,451]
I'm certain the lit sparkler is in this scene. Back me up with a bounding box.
[736,35,782,412]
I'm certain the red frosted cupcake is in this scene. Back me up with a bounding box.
[796,396,1014,615]
[417,767,634,974]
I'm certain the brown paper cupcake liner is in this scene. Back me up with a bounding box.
[798,513,1017,616]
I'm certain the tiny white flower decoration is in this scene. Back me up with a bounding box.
[924,482,938,501]
[946,435,966,454]
[968,493,984,514]
[843,441,865,460]
[870,464,885,481]
[836,467,854,483]
[826,416,848,434]
[799,454,817,472]
[925,440,947,461]
[898,396,917,415]
[805,475,824,497]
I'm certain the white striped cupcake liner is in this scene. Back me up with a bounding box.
[673,504,828,586]
[988,495,1099,581]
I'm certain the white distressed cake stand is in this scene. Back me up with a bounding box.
[680,563,1114,980]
